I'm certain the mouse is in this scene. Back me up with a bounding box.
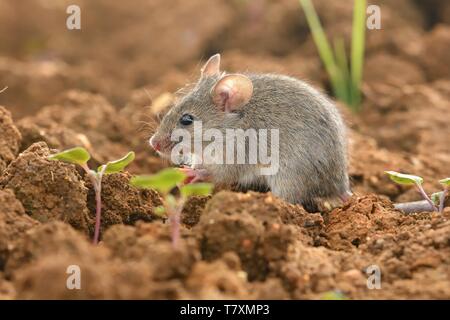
[149,53,351,212]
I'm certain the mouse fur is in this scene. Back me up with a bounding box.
[150,54,350,212]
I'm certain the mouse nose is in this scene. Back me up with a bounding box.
[149,135,161,151]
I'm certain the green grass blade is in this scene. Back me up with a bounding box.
[299,0,340,95]
[333,37,350,105]
[350,0,366,109]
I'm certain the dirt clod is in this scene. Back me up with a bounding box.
[0,142,91,232]
[0,106,21,173]
[85,172,162,237]
[0,189,39,269]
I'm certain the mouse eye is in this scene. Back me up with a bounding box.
[179,113,194,126]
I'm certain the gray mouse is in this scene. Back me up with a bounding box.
[149,54,351,212]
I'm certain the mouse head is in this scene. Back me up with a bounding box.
[150,54,254,162]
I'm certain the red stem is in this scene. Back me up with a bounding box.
[170,211,180,249]
[394,200,435,213]
[168,199,185,249]
[82,164,103,245]
[415,184,438,212]
[93,182,102,245]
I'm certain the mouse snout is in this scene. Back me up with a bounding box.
[150,135,172,153]
[149,135,161,151]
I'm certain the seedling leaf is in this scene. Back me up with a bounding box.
[180,183,213,198]
[154,206,166,217]
[130,168,186,194]
[48,147,90,165]
[431,192,444,205]
[99,151,135,174]
[439,178,450,186]
[384,171,423,185]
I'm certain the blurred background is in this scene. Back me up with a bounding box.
[1,0,448,114]
[2,1,450,301]
[0,0,449,201]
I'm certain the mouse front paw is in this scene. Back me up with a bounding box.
[179,166,210,184]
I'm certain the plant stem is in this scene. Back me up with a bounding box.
[92,182,102,244]
[394,200,435,213]
[160,196,183,249]
[439,187,448,214]
[170,209,180,249]
[93,167,105,244]
[414,183,438,212]
[82,164,105,244]
[169,199,185,249]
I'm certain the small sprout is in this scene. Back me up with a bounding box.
[180,183,213,198]
[431,192,443,206]
[48,147,90,165]
[439,178,450,186]
[98,151,135,174]
[0,86,8,94]
[385,171,448,213]
[384,171,423,185]
[49,148,135,244]
[131,168,213,248]
[321,290,348,300]
[130,168,185,194]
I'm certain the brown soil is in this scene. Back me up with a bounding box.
[0,142,90,232]
[0,106,21,174]
[85,172,162,237]
[0,189,39,270]
[0,0,449,300]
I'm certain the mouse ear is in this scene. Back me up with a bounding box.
[201,54,221,77]
[211,74,253,112]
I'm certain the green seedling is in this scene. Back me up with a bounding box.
[49,147,135,244]
[130,168,213,248]
[299,0,366,111]
[431,191,443,208]
[385,171,449,213]
[321,290,348,300]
